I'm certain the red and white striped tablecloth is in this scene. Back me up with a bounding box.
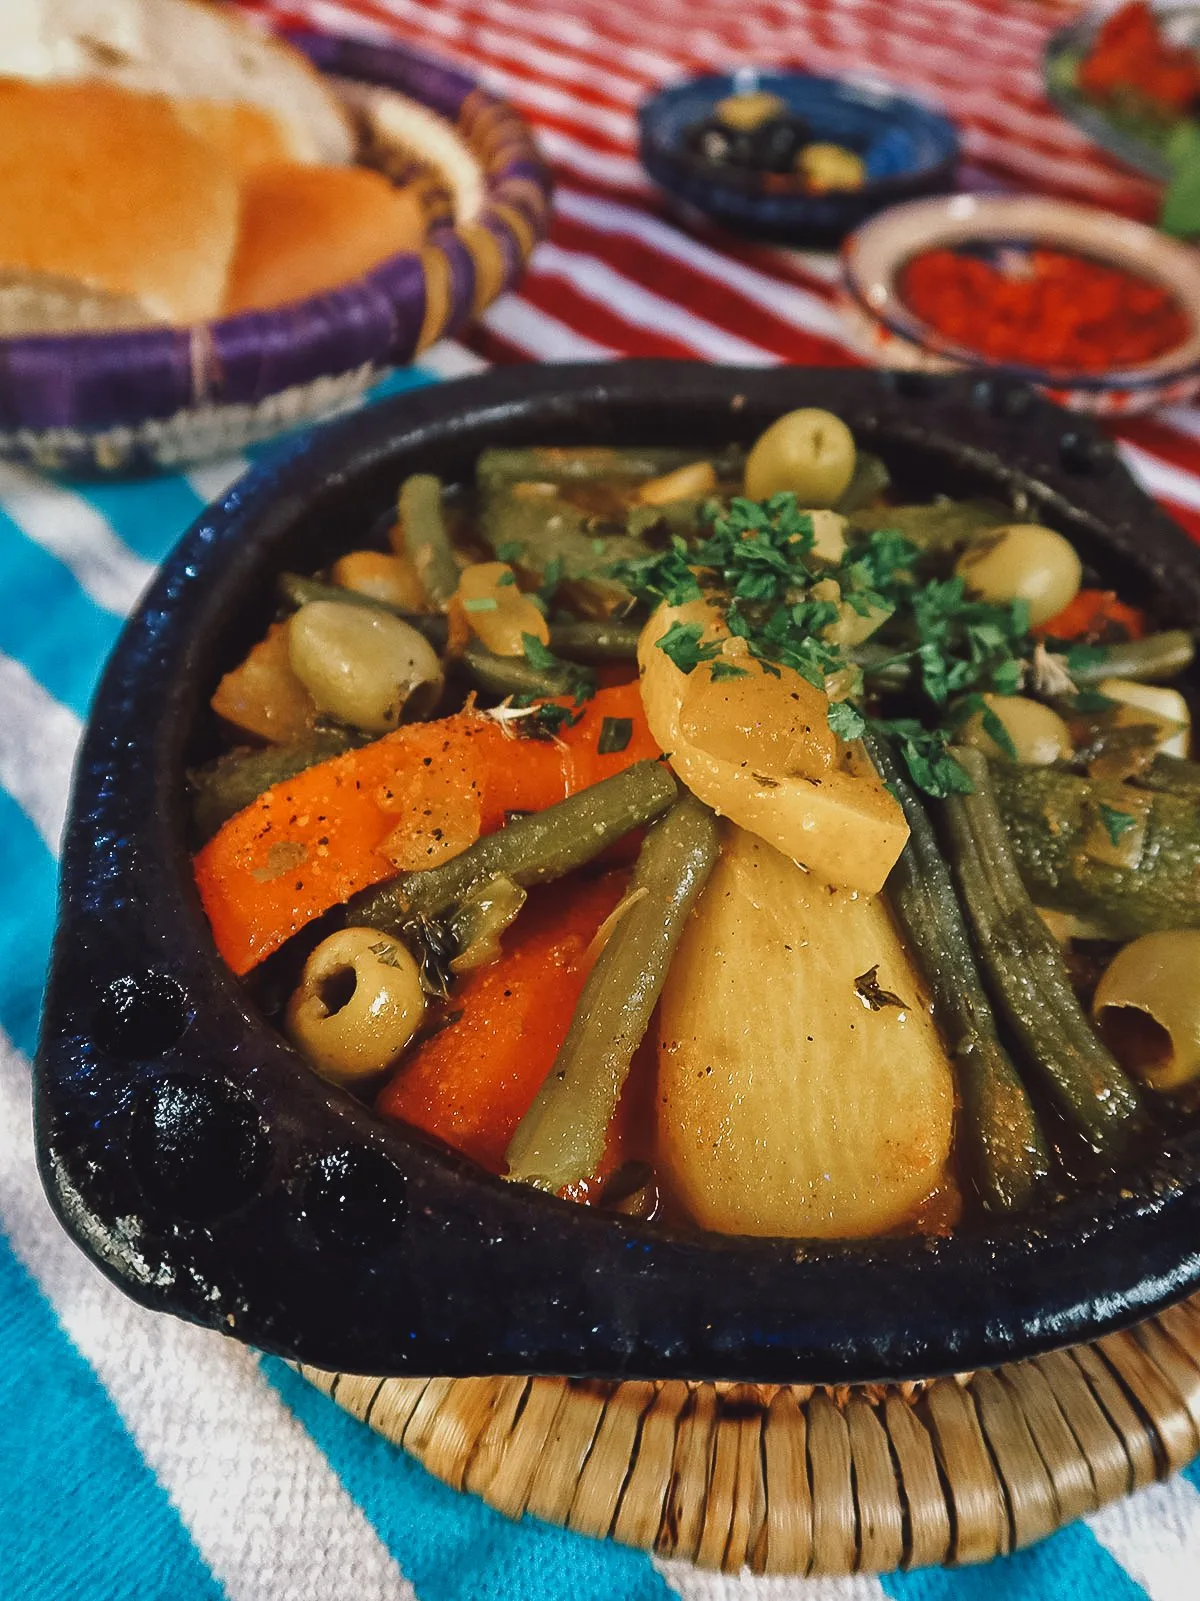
[248,0,1200,531]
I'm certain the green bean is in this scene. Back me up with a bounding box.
[477,445,743,489]
[505,793,719,1192]
[279,573,637,664]
[853,627,1196,702]
[350,759,679,931]
[941,746,1139,1156]
[459,641,592,701]
[864,732,1048,1210]
[1068,630,1195,686]
[547,620,641,661]
[993,763,1200,940]
[188,731,364,840]
[397,474,458,608]
[833,450,890,515]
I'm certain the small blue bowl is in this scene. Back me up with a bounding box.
[638,71,959,245]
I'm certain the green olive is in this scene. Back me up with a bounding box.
[744,408,857,507]
[797,143,866,194]
[1093,930,1200,1090]
[286,927,426,1083]
[715,90,786,131]
[955,524,1081,628]
[287,600,443,734]
[960,694,1073,765]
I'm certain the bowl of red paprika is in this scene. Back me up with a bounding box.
[838,194,1200,414]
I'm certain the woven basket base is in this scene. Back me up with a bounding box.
[298,1292,1200,1576]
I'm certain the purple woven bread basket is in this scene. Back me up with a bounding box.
[0,29,551,475]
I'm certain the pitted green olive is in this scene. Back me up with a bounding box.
[960,695,1073,766]
[955,524,1082,628]
[744,408,857,507]
[286,927,426,1083]
[1093,930,1200,1090]
[287,600,443,734]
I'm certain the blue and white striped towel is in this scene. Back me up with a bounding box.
[2,336,1199,1601]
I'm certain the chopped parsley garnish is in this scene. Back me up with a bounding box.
[654,619,722,674]
[1099,803,1136,846]
[954,693,1018,760]
[612,490,1034,797]
[872,720,974,799]
[827,700,866,742]
[521,632,559,669]
[1065,642,1107,675]
[597,716,633,755]
[496,570,516,587]
[495,540,523,564]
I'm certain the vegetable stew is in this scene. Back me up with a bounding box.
[190,410,1200,1241]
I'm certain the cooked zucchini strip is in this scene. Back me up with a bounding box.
[1068,631,1195,686]
[397,473,458,608]
[941,747,1139,1156]
[865,733,1048,1210]
[1138,752,1200,798]
[505,793,719,1193]
[846,497,1012,550]
[993,763,1200,940]
[351,759,679,929]
[189,731,364,840]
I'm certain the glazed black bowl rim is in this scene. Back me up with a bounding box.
[636,69,960,199]
[33,361,1200,1385]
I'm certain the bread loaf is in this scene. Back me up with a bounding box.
[1,0,354,165]
[0,77,240,325]
[225,164,428,314]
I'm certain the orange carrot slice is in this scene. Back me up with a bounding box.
[194,684,658,975]
[377,874,629,1173]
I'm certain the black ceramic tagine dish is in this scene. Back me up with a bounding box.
[34,361,1200,1385]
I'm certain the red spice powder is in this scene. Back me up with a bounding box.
[898,245,1190,373]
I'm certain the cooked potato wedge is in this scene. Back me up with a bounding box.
[657,824,955,1237]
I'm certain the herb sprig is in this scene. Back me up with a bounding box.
[615,492,1034,798]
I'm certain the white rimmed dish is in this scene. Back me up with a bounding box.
[839,194,1200,415]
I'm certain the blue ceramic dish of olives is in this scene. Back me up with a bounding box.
[637,71,959,245]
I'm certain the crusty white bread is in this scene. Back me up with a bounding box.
[1,0,354,166]
[0,77,240,325]
[171,97,298,177]
[225,163,428,314]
